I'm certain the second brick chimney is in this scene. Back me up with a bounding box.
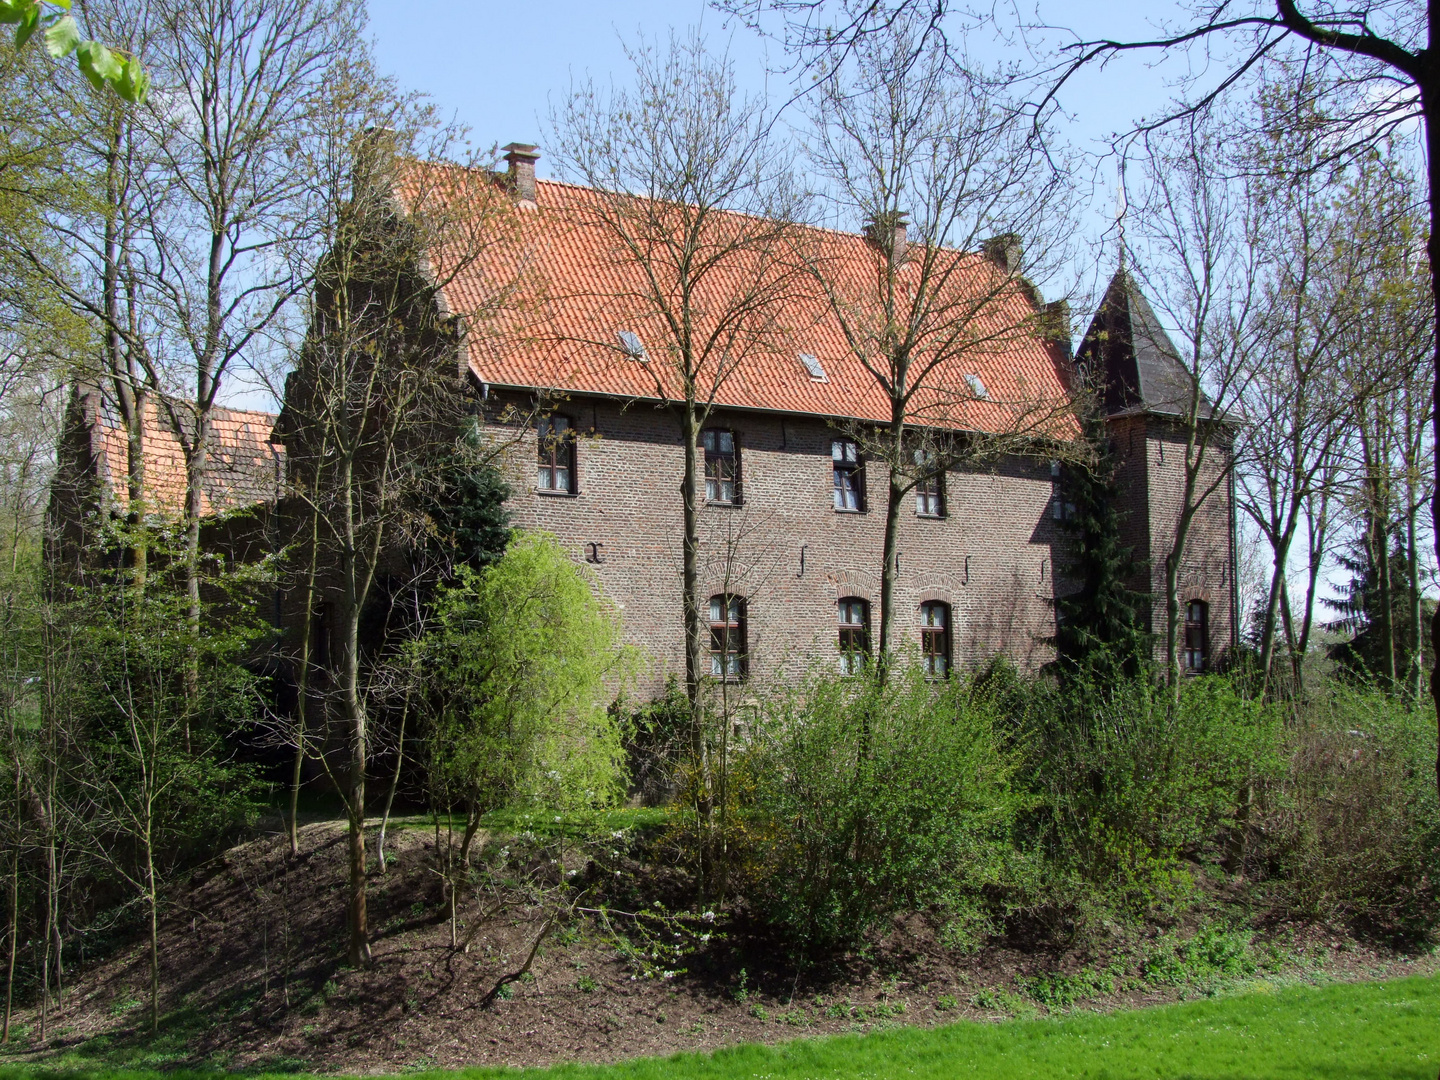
[982,233,1023,274]
[864,210,909,262]
[502,142,540,204]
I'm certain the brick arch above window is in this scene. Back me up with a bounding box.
[827,569,878,601]
[915,586,955,607]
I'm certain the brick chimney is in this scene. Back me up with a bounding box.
[864,210,908,261]
[502,142,540,204]
[982,233,1023,274]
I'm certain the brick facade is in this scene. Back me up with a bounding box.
[493,393,1069,693]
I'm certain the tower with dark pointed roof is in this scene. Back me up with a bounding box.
[1072,268,1239,671]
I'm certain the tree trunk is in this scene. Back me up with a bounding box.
[1258,524,1296,698]
[1424,73,1440,808]
[678,404,712,893]
[342,600,369,965]
[3,804,16,1043]
[289,507,321,858]
[145,823,159,1034]
[376,689,409,874]
[1364,502,1396,690]
[1408,503,1423,701]
[876,412,906,681]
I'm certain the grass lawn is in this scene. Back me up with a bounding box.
[2,972,1435,1080]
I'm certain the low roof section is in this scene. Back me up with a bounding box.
[78,388,283,517]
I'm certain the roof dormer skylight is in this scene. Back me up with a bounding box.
[964,373,989,400]
[798,352,827,382]
[617,330,647,360]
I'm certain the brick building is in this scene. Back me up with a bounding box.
[1075,268,1239,670]
[54,149,1237,690]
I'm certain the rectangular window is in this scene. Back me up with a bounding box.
[832,439,864,511]
[915,451,944,517]
[703,428,740,504]
[709,594,746,679]
[920,601,950,678]
[838,598,870,674]
[537,415,574,493]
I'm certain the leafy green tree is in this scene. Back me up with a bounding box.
[418,531,634,868]
[1051,446,1150,684]
[0,0,148,102]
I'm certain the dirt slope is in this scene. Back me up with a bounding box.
[4,823,1434,1073]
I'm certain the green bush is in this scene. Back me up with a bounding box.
[745,663,1024,954]
[1023,675,1283,910]
[1254,684,1440,940]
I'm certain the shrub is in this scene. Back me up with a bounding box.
[418,531,636,859]
[1254,685,1440,941]
[1023,674,1283,910]
[744,663,1023,954]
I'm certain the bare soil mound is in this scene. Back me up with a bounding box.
[4,822,1434,1073]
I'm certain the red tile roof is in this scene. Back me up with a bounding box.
[90,397,282,517]
[422,173,1078,439]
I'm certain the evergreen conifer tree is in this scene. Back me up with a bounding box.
[1052,437,1150,684]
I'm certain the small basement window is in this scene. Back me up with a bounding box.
[798,352,827,382]
[617,330,647,360]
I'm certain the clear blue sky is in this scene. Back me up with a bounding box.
[366,1,1197,184]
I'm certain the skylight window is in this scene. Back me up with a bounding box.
[617,330,647,360]
[798,352,827,382]
[964,373,989,400]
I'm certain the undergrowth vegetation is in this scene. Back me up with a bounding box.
[656,662,1440,960]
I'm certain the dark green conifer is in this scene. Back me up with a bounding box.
[1052,436,1149,684]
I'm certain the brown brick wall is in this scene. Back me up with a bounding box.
[492,394,1067,695]
[1107,413,1235,669]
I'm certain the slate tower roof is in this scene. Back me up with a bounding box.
[1075,268,1216,420]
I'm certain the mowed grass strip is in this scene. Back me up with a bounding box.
[3,973,1436,1080]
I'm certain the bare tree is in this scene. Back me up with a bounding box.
[280,92,524,963]
[1129,119,1257,694]
[1233,82,1351,696]
[801,14,1079,672]
[547,31,808,893]
[34,0,357,716]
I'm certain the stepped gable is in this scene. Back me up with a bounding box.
[90,396,283,516]
[1075,268,1216,420]
[408,166,1079,440]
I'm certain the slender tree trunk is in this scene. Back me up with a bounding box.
[289,507,321,858]
[1426,76,1440,808]
[1406,491,1423,700]
[3,832,15,1043]
[876,410,906,682]
[1373,506,1397,690]
[342,602,368,965]
[145,819,158,1034]
[376,683,410,875]
[1258,524,1296,698]
[678,403,712,894]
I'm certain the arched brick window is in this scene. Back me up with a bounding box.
[838,597,870,674]
[709,594,747,679]
[920,601,951,678]
[1184,600,1209,673]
